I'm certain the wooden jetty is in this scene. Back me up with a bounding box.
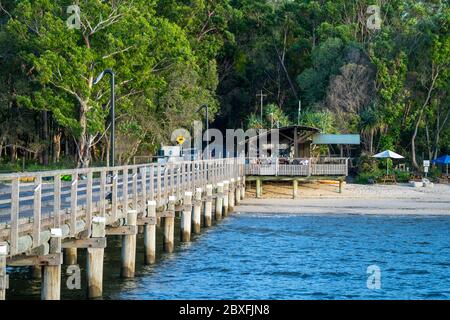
[0,156,348,300]
[0,158,245,300]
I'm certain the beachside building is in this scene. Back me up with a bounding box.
[241,125,360,178]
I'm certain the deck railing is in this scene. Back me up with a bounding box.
[245,157,348,176]
[0,158,245,257]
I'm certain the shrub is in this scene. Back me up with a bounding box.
[393,170,411,183]
[355,168,384,184]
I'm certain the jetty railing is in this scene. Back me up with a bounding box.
[245,157,348,176]
[0,158,246,300]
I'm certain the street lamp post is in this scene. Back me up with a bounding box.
[93,69,115,167]
[196,104,209,158]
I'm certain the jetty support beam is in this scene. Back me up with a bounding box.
[256,179,262,199]
[86,216,106,299]
[192,188,202,234]
[223,181,229,217]
[229,179,235,213]
[164,197,176,253]
[144,200,157,264]
[204,185,213,227]
[121,210,138,278]
[181,192,193,242]
[41,231,62,300]
[0,242,8,300]
[215,183,224,221]
[293,179,299,199]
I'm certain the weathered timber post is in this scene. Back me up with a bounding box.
[144,200,157,265]
[192,188,202,234]
[256,179,262,199]
[339,179,344,194]
[223,181,230,217]
[121,210,138,278]
[215,183,224,221]
[204,185,213,227]
[87,216,106,299]
[64,248,77,265]
[181,192,193,242]
[229,178,235,213]
[164,196,176,253]
[235,177,241,205]
[0,242,8,300]
[41,229,62,300]
[293,179,299,199]
[242,176,246,199]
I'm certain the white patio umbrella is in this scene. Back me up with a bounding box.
[372,150,405,175]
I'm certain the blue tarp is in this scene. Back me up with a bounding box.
[432,155,450,165]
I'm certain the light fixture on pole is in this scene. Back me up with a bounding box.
[196,104,209,158]
[93,69,116,167]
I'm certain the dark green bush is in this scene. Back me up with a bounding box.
[393,170,411,183]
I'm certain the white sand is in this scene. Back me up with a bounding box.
[238,183,450,215]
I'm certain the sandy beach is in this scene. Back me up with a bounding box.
[238,182,450,215]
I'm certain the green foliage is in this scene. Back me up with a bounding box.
[1,0,449,170]
[393,170,411,183]
[297,110,336,133]
[264,104,290,128]
[297,38,345,106]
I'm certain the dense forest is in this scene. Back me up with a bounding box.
[0,0,449,175]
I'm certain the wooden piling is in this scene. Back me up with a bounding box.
[181,192,193,242]
[229,179,235,213]
[215,183,224,221]
[87,216,106,299]
[87,248,104,299]
[223,181,229,217]
[163,197,176,253]
[204,185,213,227]
[144,200,157,264]
[41,232,62,300]
[339,179,343,194]
[64,247,77,265]
[121,210,137,278]
[235,177,241,205]
[256,179,262,198]
[293,179,299,199]
[242,176,246,199]
[192,188,202,234]
[0,243,7,300]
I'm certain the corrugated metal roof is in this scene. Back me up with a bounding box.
[312,134,360,145]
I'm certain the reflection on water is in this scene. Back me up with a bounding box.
[6,213,450,300]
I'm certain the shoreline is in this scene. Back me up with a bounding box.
[238,183,450,216]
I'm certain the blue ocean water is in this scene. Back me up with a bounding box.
[110,213,450,300]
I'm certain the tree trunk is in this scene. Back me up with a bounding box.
[370,129,374,154]
[425,122,433,161]
[11,144,17,162]
[53,132,61,163]
[77,103,91,168]
[411,112,423,171]
[411,66,439,170]
[42,111,49,166]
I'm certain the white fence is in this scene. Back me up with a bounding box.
[245,158,348,176]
